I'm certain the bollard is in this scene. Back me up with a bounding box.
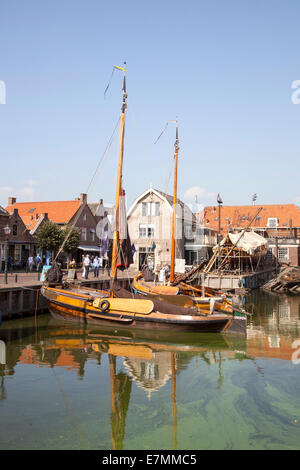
[15,274,18,283]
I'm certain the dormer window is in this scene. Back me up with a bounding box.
[268,218,278,228]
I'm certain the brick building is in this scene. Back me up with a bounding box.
[0,204,34,269]
[5,193,101,261]
[199,204,300,266]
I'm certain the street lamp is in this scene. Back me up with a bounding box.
[3,225,11,285]
[217,194,223,269]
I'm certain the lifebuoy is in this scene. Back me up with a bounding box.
[99,342,109,352]
[99,299,110,312]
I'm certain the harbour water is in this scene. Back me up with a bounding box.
[0,290,299,450]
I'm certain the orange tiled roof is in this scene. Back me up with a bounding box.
[199,204,300,232]
[6,200,82,231]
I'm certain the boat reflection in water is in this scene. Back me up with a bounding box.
[1,291,300,450]
[0,317,248,450]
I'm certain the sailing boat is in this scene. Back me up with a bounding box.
[40,65,246,334]
[131,123,237,315]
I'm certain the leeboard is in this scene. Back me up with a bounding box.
[93,298,154,314]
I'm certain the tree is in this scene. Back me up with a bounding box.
[60,225,80,255]
[34,220,62,254]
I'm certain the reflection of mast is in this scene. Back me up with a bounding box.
[0,366,6,401]
[171,352,177,450]
[109,354,132,450]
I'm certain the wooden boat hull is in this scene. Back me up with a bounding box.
[133,274,234,314]
[40,286,246,334]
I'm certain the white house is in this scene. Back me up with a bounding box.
[127,187,194,271]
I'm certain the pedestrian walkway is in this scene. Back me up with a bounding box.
[0,268,138,289]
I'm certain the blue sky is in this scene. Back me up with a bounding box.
[1,0,300,210]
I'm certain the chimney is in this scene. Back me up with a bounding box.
[13,208,18,216]
[8,197,16,206]
[99,198,103,205]
[80,193,87,204]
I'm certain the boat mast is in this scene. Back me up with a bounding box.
[110,65,127,285]
[170,123,179,283]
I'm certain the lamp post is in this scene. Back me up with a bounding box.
[3,225,11,285]
[217,194,223,269]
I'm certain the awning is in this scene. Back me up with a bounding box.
[78,245,101,252]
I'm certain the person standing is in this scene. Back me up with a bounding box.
[106,255,111,277]
[35,254,41,271]
[93,256,100,278]
[28,255,34,272]
[99,255,103,275]
[83,254,91,279]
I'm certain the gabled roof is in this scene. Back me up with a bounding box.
[88,202,113,217]
[6,200,82,231]
[200,204,300,231]
[127,187,188,218]
[0,205,8,216]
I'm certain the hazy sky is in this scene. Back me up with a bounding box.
[1,0,300,211]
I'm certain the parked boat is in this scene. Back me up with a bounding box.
[40,65,247,335]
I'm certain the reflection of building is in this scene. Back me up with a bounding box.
[246,295,300,360]
[123,351,173,398]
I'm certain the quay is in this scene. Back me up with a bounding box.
[0,266,277,322]
[203,267,276,291]
[0,270,134,322]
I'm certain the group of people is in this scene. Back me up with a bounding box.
[81,254,110,279]
[27,254,42,272]
[142,262,170,284]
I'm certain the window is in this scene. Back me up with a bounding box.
[83,213,87,222]
[81,228,87,241]
[139,224,154,238]
[268,218,278,228]
[142,202,160,216]
[278,247,289,261]
[185,225,193,239]
[90,229,95,241]
[12,224,17,236]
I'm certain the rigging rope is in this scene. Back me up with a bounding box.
[54,117,120,262]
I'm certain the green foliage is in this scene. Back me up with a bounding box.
[34,220,62,252]
[61,225,80,255]
[34,221,80,255]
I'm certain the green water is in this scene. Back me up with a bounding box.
[0,290,300,450]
